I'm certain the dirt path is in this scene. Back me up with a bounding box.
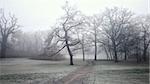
[54,61,94,84]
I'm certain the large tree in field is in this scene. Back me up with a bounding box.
[0,10,19,58]
[101,7,134,62]
[52,2,83,65]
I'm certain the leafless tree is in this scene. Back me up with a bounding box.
[86,14,103,60]
[75,27,90,61]
[48,2,83,65]
[0,9,19,58]
[139,15,150,62]
[101,7,134,62]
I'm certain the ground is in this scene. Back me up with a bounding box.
[0,58,149,84]
[0,58,85,84]
[90,61,149,84]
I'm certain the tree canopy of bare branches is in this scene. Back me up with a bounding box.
[0,9,19,58]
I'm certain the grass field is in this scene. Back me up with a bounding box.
[87,61,149,84]
[0,58,86,84]
[0,58,149,84]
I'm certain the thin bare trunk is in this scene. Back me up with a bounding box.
[103,46,109,60]
[124,51,127,60]
[65,31,74,65]
[94,28,97,61]
[82,43,85,61]
[113,41,118,62]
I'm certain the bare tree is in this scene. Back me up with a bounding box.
[0,10,19,58]
[101,7,133,62]
[99,38,113,60]
[87,14,103,60]
[76,29,89,61]
[120,15,150,63]
[49,2,83,65]
[61,2,83,65]
[140,15,150,62]
[81,34,85,61]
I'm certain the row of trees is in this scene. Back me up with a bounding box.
[100,8,150,63]
[44,3,150,65]
[0,3,150,65]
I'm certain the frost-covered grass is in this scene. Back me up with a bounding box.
[0,58,149,84]
[0,72,69,84]
[0,58,85,84]
[87,61,149,84]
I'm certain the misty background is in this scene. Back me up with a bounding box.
[0,0,149,61]
[1,0,149,31]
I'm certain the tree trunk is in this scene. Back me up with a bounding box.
[142,34,148,62]
[94,41,97,60]
[81,35,85,61]
[124,43,127,61]
[108,46,113,60]
[114,49,118,62]
[65,31,74,65]
[136,50,141,63]
[136,53,139,63]
[136,40,141,63]
[94,30,97,61]
[82,43,85,61]
[142,47,147,62]
[103,46,109,60]
[113,41,118,62]
[67,44,73,65]
[1,37,7,58]
[124,50,127,61]
[1,43,7,58]
[142,30,147,62]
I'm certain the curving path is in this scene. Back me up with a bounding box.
[55,61,94,84]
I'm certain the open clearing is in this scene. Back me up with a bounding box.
[0,58,149,84]
[0,58,85,84]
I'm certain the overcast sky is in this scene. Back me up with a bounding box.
[0,0,149,32]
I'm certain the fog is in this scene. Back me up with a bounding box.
[0,1,149,84]
[0,0,149,62]
[0,0,148,32]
